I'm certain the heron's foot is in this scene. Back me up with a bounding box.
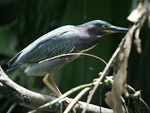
[64,97,72,104]
[49,94,71,112]
[49,93,64,113]
[65,97,81,105]
[49,93,69,105]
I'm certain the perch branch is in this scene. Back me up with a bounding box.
[28,76,111,113]
[0,66,113,113]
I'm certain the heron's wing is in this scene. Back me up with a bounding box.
[24,31,77,62]
[7,26,77,71]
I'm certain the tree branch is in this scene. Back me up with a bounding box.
[0,66,113,113]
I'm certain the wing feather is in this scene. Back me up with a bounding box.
[7,26,77,71]
[26,33,76,62]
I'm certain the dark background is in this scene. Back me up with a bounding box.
[0,0,149,112]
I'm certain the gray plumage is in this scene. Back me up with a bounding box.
[7,20,128,76]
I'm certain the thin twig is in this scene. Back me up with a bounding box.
[39,52,107,65]
[6,103,17,113]
[82,47,121,113]
[126,85,150,113]
[121,97,129,113]
[64,87,91,113]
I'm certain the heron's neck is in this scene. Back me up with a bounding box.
[74,26,100,53]
[87,25,102,37]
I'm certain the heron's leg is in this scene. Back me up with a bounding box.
[43,73,60,97]
[49,75,75,106]
[43,74,63,112]
[49,74,72,108]
[49,74,62,95]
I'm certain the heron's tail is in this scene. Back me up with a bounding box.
[7,65,19,72]
[7,52,22,71]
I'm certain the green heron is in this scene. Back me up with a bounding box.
[7,20,128,97]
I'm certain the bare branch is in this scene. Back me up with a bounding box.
[105,24,137,113]
[82,42,121,113]
[64,87,91,113]
[0,66,113,113]
[105,76,150,113]
[6,103,17,113]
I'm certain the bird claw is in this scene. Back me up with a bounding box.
[65,97,81,105]
[49,93,80,104]
[65,97,73,104]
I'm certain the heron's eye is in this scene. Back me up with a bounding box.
[102,25,111,29]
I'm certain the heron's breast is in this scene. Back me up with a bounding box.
[24,56,78,76]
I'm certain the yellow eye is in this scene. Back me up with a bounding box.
[102,25,108,28]
[102,25,111,29]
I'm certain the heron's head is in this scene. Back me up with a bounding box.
[78,20,129,37]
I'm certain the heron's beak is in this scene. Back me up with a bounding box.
[100,25,129,36]
[108,25,129,33]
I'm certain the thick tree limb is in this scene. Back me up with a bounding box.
[0,66,113,113]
